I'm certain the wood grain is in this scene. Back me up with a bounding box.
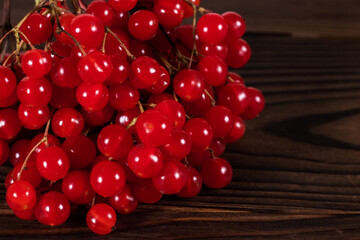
[0,35,359,239]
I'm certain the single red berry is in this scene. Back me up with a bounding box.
[18,103,50,130]
[0,109,22,140]
[109,81,139,111]
[78,51,113,84]
[197,41,229,60]
[86,203,116,235]
[136,109,173,147]
[13,208,36,221]
[173,69,205,102]
[62,135,96,169]
[203,105,234,139]
[153,0,184,28]
[76,82,109,111]
[222,11,246,41]
[184,118,213,150]
[51,57,82,88]
[6,180,37,211]
[131,179,162,204]
[106,55,130,85]
[210,139,226,157]
[114,107,141,128]
[9,139,30,166]
[50,85,78,109]
[154,99,186,129]
[28,133,61,162]
[97,124,133,160]
[81,104,114,127]
[145,66,170,94]
[152,161,187,194]
[241,87,265,120]
[61,170,96,204]
[69,14,105,48]
[201,157,233,189]
[218,82,250,115]
[21,50,52,78]
[112,10,130,29]
[127,144,163,178]
[0,90,18,108]
[196,13,228,45]
[160,128,192,162]
[87,0,115,26]
[20,13,52,45]
[108,184,138,214]
[12,161,42,188]
[104,28,130,58]
[181,85,213,117]
[128,10,159,41]
[36,146,70,181]
[224,115,246,143]
[130,56,160,89]
[130,39,155,58]
[34,191,70,226]
[90,160,126,197]
[197,56,228,86]
[0,66,17,99]
[226,39,251,68]
[53,13,76,45]
[177,166,203,198]
[17,76,52,107]
[51,108,85,138]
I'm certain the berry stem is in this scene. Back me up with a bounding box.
[207,147,216,158]
[105,27,136,60]
[101,32,107,53]
[184,0,197,69]
[137,101,145,113]
[227,76,235,83]
[204,89,216,106]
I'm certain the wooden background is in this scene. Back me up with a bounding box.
[2,0,360,239]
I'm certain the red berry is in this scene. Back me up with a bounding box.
[152,161,187,194]
[196,13,228,45]
[61,170,96,204]
[104,28,130,58]
[36,146,70,181]
[81,104,114,127]
[160,128,191,162]
[62,135,96,169]
[241,87,265,120]
[69,14,105,49]
[0,109,22,140]
[53,13,76,45]
[153,0,184,28]
[224,115,246,143]
[12,161,42,188]
[112,10,130,29]
[218,82,250,115]
[177,166,202,198]
[87,0,115,26]
[106,55,130,85]
[197,56,228,86]
[0,66,17,99]
[173,69,205,102]
[128,10,159,41]
[6,180,37,211]
[108,184,138,214]
[9,139,30,166]
[130,56,160,89]
[201,157,232,189]
[17,76,52,107]
[86,203,116,235]
[226,39,251,68]
[34,191,70,226]
[222,11,246,41]
[90,160,126,197]
[203,105,234,139]
[21,50,52,78]
[51,108,84,138]
[182,0,200,18]
[51,57,82,88]
[20,13,52,45]
[154,99,186,129]
[109,0,137,11]
[184,118,213,150]
[131,179,162,204]
[50,85,78,109]
[76,82,109,111]
[78,51,113,84]
[18,103,50,130]
[145,66,170,94]
[109,81,139,111]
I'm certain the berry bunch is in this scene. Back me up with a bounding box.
[0,0,264,235]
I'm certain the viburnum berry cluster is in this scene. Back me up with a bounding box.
[0,0,265,235]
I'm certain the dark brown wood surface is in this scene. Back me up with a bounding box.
[1,34,360,239]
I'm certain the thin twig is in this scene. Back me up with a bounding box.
[105,27,136,60]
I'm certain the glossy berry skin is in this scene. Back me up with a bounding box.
[97,124,133,160]
[13,208,36,221]
[127,144,163,178]
[131,179,162,204]
[86,203,116,235]
[0,66,17,99]
[115,107,140,128]
[218,82,250,115]
[222,11,246,41]
[184,118,213,150]
[106,55,129,85]
[128,10,159,41]
[177,166,203,198]
[36,146,70,181]
[19,13,52,45]
[104,28,130,58]
[18,103,50,130]
[130,56,160,89]
[50,85,78,109]
[108,184,138,214]
[82,104,114,127]
[69,14,105,49]
[136,109,173,147]
[211,139,226,157]
[109,0,137,11]
[173,69,205,102]
[53,13,76,45]
[154,100,186,129]
[112,10,130,29]
[61,170,96,204]
[196,13,228,45]
[0,109,22,140]
[197,56,228,87]
[161,129,192,162]
[203,106,234,139]
[153,0,184,28]
[197,41,229,61]
[226,39,251,68]
[6,181,37,211]
[76,83,109,111]
[12,161,42,188]
[181,85,213,117]
[130,39,155,58]
[201,157,233,189]
[17,76,52,107]
[224,115,246,143]
[90,160,126,197]
[9,139,29,166]
[241,87,265,120]
[51,108,84,138]
[146,66,170,94]
[109,81,139,111]
[62,135,96,169]
[152,161,187,194]
[182,0,200,18]
[78,51,113,84]
[87,0,115,26]
[228,72,244,84]
[147,93,174,106]
[51,57,82,88]
[0,91,17,108]
[0,140,9,166]
[28,133,61,162]
[34,191,70,226]
[21,50,52,78]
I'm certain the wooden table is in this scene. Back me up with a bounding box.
[1,34,360,239]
